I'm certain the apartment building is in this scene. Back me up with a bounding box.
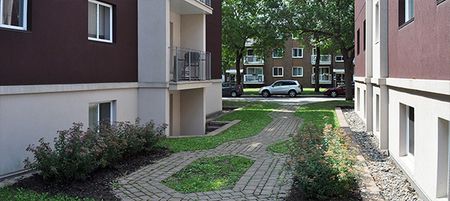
[242,37,346,88]
[0,0,222,177]
[355,0,450,199]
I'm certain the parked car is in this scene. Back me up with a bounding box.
[259,80,303,97]
[222,82,243,97]
[324,83,354,97]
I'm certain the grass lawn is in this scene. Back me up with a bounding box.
[162,155,254,193]
[296,100,354,128]
[244,87,327,96]
[0,188,93,201]
[159,101,279,153]
[267,140,291,154]
[243,88,260,96]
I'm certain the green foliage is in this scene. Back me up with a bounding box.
[288,124,357,200]
[296,100,354,128]
[267,140,291,154]
[162,155,254,193]
[159,102,279,152]
[222,0,290,84]
[0,188,94,201]
[25,121,166,182]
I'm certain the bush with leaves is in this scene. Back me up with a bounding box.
[287,123,357,200]
[25,120,166,182]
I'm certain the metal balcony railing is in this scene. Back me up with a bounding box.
[196,0,211,6]
[171,47,211,82]
[311,55,332,65]
[244,56,264,65]
[311,74,332,84]
[244,74,264,84]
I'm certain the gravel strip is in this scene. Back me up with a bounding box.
[343,109,421,201]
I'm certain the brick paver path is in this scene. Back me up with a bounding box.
[115,105,301,201]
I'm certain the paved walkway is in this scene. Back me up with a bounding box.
[115,105,301,201]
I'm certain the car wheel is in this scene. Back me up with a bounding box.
[231,91,237,97]
[262,90,270,97]
[331,91,338,97]
[288,90,297,97]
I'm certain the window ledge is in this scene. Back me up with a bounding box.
[399,18,414,30]
[88,37,113,44]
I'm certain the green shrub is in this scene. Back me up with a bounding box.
[288,123,357,200]
[25,120,166,182]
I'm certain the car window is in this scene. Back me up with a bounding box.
[273,81,283,87]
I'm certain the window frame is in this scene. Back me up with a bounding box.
[335,55,344,63]
[0,0,28,31]
[292,48,304,58]
[292,66,304,77]
[88,0,113,43]
[398,0,415,28]
[272,48,284,59]
[89,100,116,129]
[272,66,284,77]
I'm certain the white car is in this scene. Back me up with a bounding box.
[259,80,303,97]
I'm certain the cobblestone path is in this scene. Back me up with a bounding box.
[115,105,301,201]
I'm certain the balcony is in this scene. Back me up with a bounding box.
[311,74,332,84]
[244,74,264,85]
[311,55,332,65]
[171,47,211,82]
[244,56,264,65]
[245,39,256,47]
[170,0,212,15]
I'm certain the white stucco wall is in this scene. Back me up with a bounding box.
[388,88,450,200]
[0,87,138,175]
[205,81,222,116]
[181,14,206,51]
[355,82,367,121]
[180,88,206,135]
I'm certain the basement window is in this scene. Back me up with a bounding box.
[0,0,28,30]
[89,101,116,130]
[437,118,450,198]
[88,0,113,43]
[400,104,415,157]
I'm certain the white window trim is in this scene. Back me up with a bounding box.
[292,48,304,58]
[272,48,283,59]
[0,0,28,31]
[88,0,113,43]
[335,55,344,63]
[292,66,304,77]
[272,67,284,77]
[90,100,116,128]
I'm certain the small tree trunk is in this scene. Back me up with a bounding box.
[314,47,321,93]
[235,50,243,85]
[342,49,354,100]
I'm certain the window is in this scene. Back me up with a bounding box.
[292,48,303,58]
[247,48,254,56]
[88,0,113,43]
[400,104,415,157]
[437,118,450,198]
[437,0,446,5]
[272,67,283,77]
[89,101,116,129]
[357,29,360,55]
[335,55,344,62]
[399,0,414,27]
[272,48,284,58]
[0,0,28,30]
[246,67,263,75]
[292,67,303,77]
[312,48,317,55]
[375,2,380,42]
[376,94,380,132]
[363,20,366,50]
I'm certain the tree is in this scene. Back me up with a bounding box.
[222,0,289,85]
[288,0,355,100]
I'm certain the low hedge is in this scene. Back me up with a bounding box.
[25,120,166,182]
[288,123,357,200]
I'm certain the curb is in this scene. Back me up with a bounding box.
[335,107,384,201]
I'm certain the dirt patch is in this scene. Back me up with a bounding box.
[12,148,170,201]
